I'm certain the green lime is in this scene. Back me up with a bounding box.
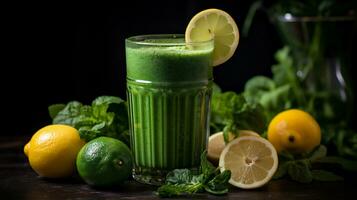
[76,137,133,187]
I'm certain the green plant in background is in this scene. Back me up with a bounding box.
[208,0,357,183]
[238,0,357,160]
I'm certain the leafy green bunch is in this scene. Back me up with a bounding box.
[48,96,130,145]
[243,47,303,122]
[210,84,267,142]
[273,145,355,183]
[210,81,357,182]
[241,46,357,160]
[157,151,231,197]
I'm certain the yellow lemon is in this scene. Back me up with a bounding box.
[24,124,85,178]
[219,136,278,189]
[267,109,321,153]
[185,8,239,66]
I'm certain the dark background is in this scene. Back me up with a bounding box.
[3,0,355,136]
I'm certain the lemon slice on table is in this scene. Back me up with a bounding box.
[185,8,240,66]
[238,130,261,137]
[219,136,278,189]
[207,131,235,164]
[207,130,261,164]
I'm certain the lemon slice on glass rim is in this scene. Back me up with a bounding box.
[219,136,278,189]
[185,8,240,66]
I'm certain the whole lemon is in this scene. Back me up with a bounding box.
[267,109,321,153]
[24,124,85,178]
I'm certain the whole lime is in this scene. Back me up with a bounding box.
[76,137,133,187]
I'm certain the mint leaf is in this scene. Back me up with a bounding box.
[78,122,106,141]
[212,82,222,95]
[311,170,343,181]
[210,91,267,136]
[157,183,203,197]
[313,156,357,172]
[48,104,66,119]
[309,145,327,162]
[244,76,276,105]
[200,151,216,180]
[52,101,83,125]
[165,169,198,185]
[272,46,294,86]
[204,170,231,195]
[279,151,295,161]
[287,160,313,183]
[223,123,233,143]
[233,101,267,134]
[50,96,129,145]
[157,152,230,197]
[273,161,289,179]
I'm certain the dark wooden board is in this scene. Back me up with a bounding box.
[0,136,354,200]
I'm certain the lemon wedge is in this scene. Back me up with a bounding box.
[219,136,278,189]
[185,8,240,66]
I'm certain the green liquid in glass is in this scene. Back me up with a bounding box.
[125,35,213,185]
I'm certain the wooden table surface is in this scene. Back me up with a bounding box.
[0,136,355,200]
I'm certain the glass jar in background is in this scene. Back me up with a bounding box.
[271,14,356,125]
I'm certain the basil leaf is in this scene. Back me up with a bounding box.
[273,161,289,179]
[48,104,66,119]
[311,170,343,181]
[200,150,216,182]
[49,96,129,144]
[52,101,83,125]
[309,145,327,162]
[157,152,231,197]
[287,160,313,183]
[165,169,196,185]
[204,170,231,195]
[211,90,267,136]
[313,156,357,172]
[156,183,203,198]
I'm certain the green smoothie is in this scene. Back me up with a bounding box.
[125,35,213,185]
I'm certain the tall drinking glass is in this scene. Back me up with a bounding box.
[125,34,213,185]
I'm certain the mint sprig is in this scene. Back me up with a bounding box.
[273,145,357,183]
[156,151,231,197]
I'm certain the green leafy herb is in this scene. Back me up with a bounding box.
[311,170,343,181]
[200,150,216,180]
[48,104,66,119]
[313,156,357,172]
[210,85,267,142]
[156,151,231,197]
[48,96,130,145]
[273,145,353,183]
[204,170,231,195]
[241,0,357,160]
[287,160,313,183]
[309,145,327,162]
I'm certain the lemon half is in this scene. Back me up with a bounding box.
[219,136,278,189]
